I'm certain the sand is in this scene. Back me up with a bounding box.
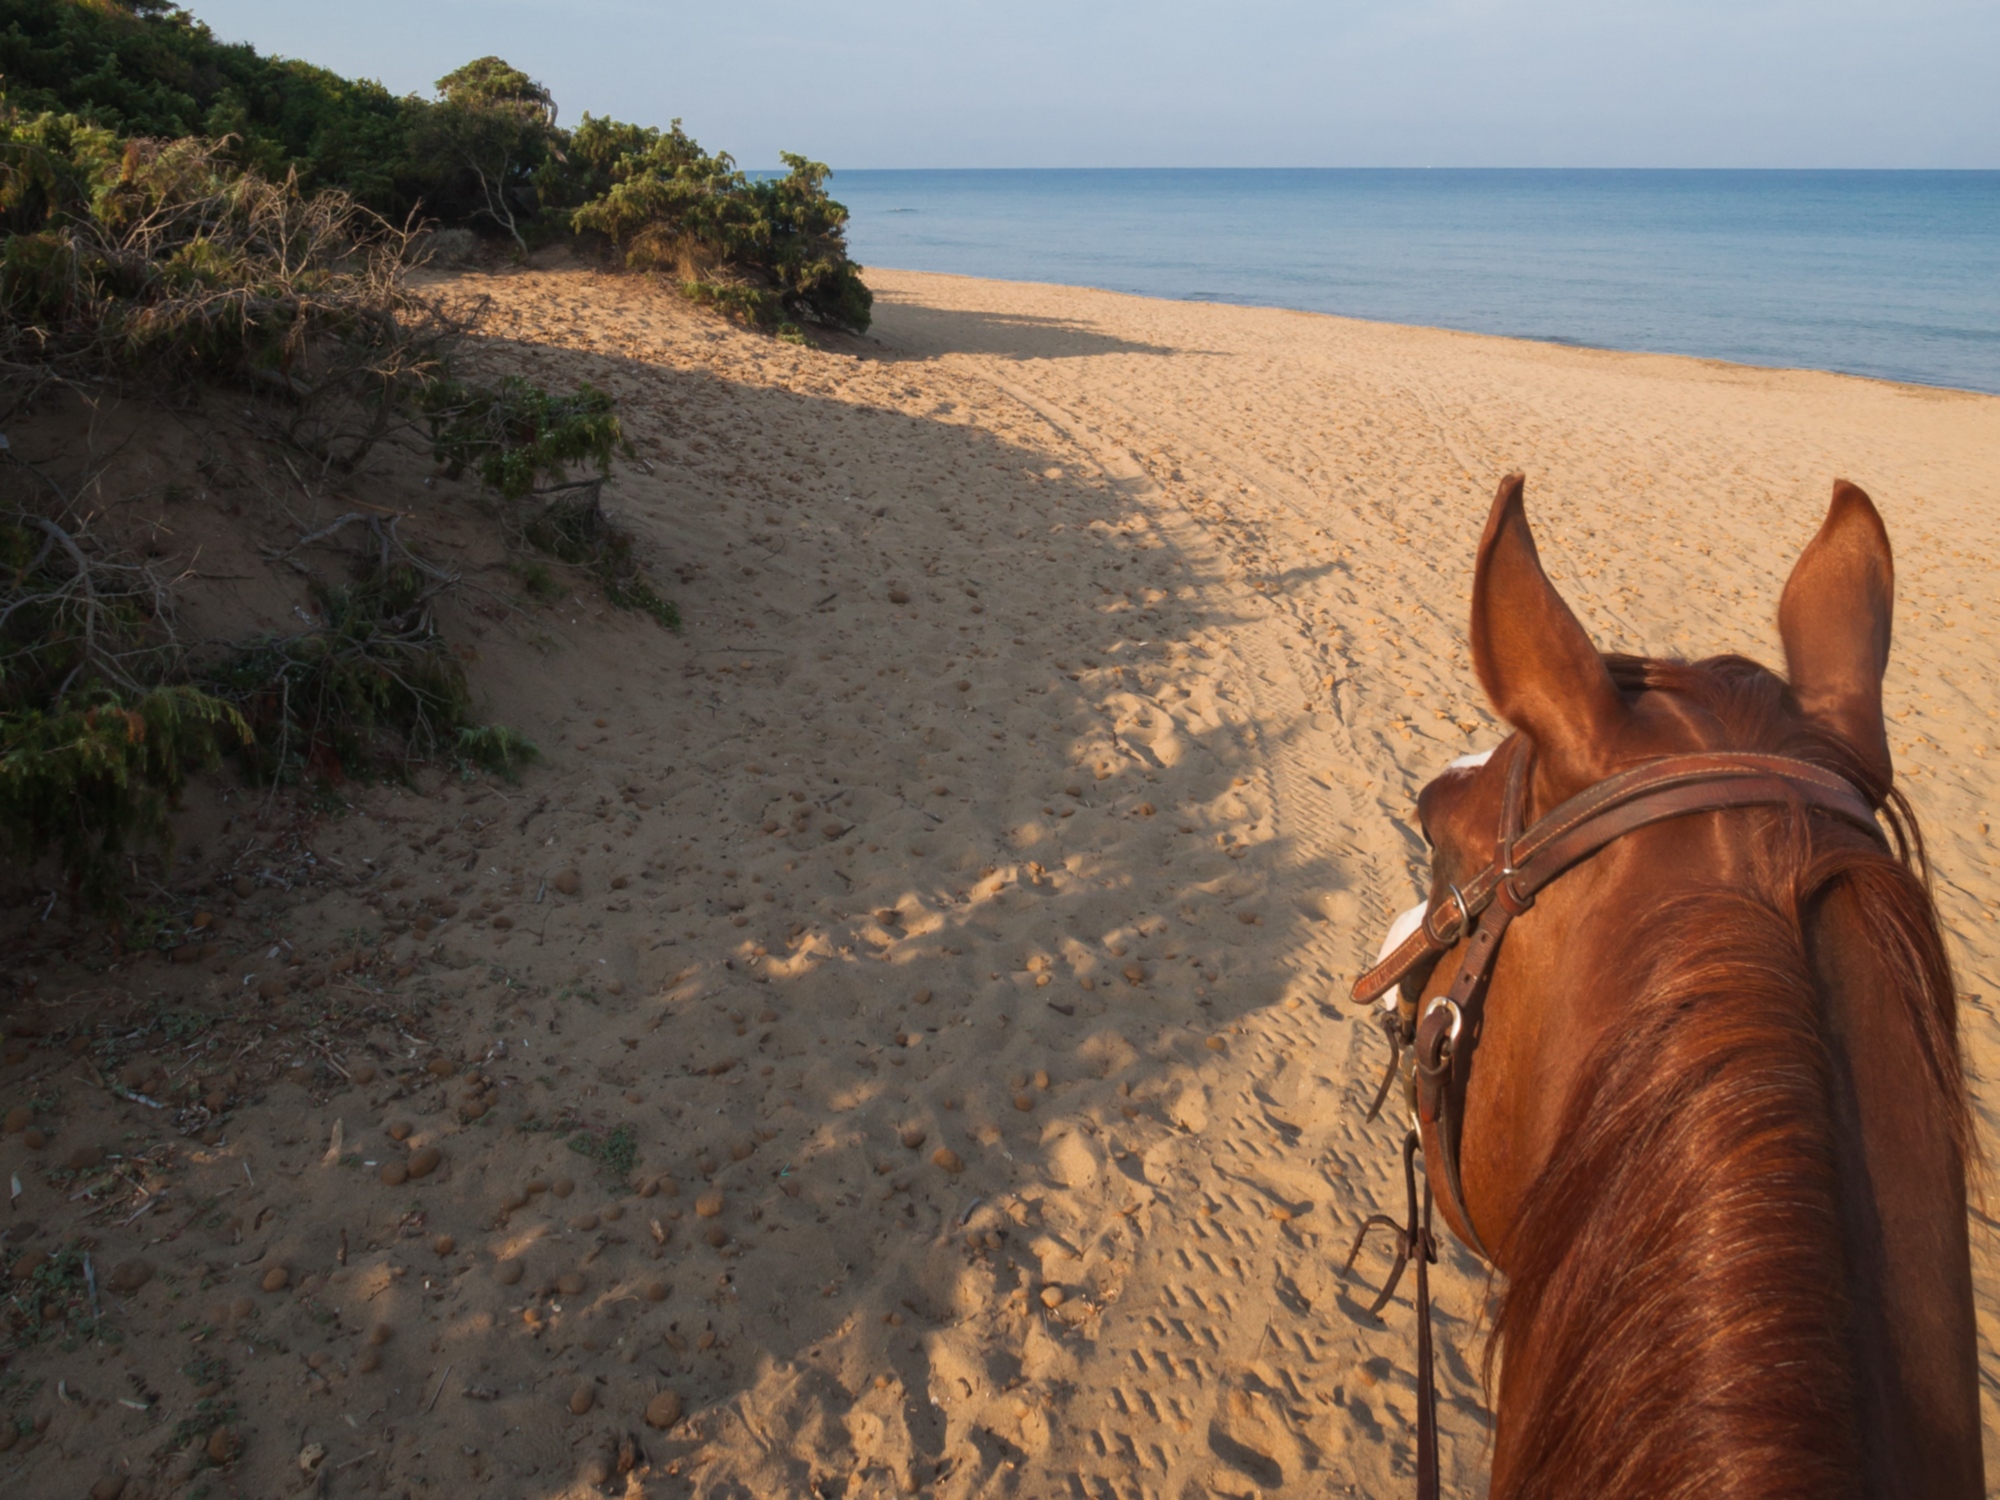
[2,256,1998,1499]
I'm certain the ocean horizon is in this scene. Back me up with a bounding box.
[826,168,2000,395]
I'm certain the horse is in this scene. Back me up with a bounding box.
[1346,475,1980,1499]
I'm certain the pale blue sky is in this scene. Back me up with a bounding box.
[191,1,1997,169]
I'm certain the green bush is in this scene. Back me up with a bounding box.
[0,124,447,467]
[407,57,559,250]
[572,130,870,331]
[0,5,871,332]
[209,563,485,786]
[0,685,246,908]
[422,376,627,500]
[0,0,417,211]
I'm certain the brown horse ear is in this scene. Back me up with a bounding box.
[1470,473,1627,787]
[1778,480,1894,788]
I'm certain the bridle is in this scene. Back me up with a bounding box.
[1341,734,1884,1500]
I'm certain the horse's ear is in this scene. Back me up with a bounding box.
[1470,473,1627,786]
[1778,479,1894,789]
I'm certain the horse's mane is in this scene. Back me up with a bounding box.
[1486,653,1971,1500]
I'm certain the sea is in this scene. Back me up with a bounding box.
[826,169,2000,395]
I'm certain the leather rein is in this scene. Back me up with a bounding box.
[1341,738,1883,1500]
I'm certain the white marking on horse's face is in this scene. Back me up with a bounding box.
[1360,750,1494,1010]
[1373,901,1430,1010]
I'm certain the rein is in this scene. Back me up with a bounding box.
[1341,739,1883,1500]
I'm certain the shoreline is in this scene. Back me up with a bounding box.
[860,262,2000,401]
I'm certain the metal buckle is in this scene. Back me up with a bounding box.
[1424,883,1472,945]
[1422,994,1463,1049]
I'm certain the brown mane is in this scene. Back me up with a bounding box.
[1486,653,1972,1500]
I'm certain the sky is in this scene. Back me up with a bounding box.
[187,1,1999,170]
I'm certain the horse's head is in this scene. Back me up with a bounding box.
[1358,472,1977,1500]
[1402,471,1898,1258]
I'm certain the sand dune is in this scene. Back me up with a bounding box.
[2,258,1997,1499]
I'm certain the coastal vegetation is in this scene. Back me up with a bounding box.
[0,0,864,908]
[0,0,871,333]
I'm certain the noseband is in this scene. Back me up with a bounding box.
[1342,736,1882,1500]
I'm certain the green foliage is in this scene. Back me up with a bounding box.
[0,6,871,331]
[507,559,563,601]
[434,57,554,120]
[572,129,871,331]
[0,684,245,907]
[422,376,626,500]
[0,0,415,210]
[0,467,248,906]
[208,562,481,785]
[408,58,559,251]
[519,484,680,632]
[0,126,445,457]
[420,374,677,629]
[568,1123,638,1181]
[454,723,537,781]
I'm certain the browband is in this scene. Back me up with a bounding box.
[1351,747,1883,1006]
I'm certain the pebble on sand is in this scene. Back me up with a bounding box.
[569,1384,595,1415]
[407,1145,442,1178]
[932,1147,965,1173]
[379,1161,408,1186]
[695,1189,724,1218]
[645,1389,684,1429]
[260,1266,289,1293]
[493,1259,525,1286]
[900,1127,927,1149]
[105,1259,154,1295]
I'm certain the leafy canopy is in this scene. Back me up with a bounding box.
[0,3,872,329]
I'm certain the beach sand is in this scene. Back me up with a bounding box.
[3,259,1998,1498]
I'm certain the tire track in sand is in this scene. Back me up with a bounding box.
[959,365,1496,1498]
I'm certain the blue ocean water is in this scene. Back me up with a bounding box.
[827,170,2000,395]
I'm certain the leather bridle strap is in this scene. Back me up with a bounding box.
[1407,736,1535,1265]
[1352,748,1884,1008]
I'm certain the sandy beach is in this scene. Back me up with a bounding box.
[4,260,1999,1499]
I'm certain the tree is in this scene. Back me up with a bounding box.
[408,56,556,250]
